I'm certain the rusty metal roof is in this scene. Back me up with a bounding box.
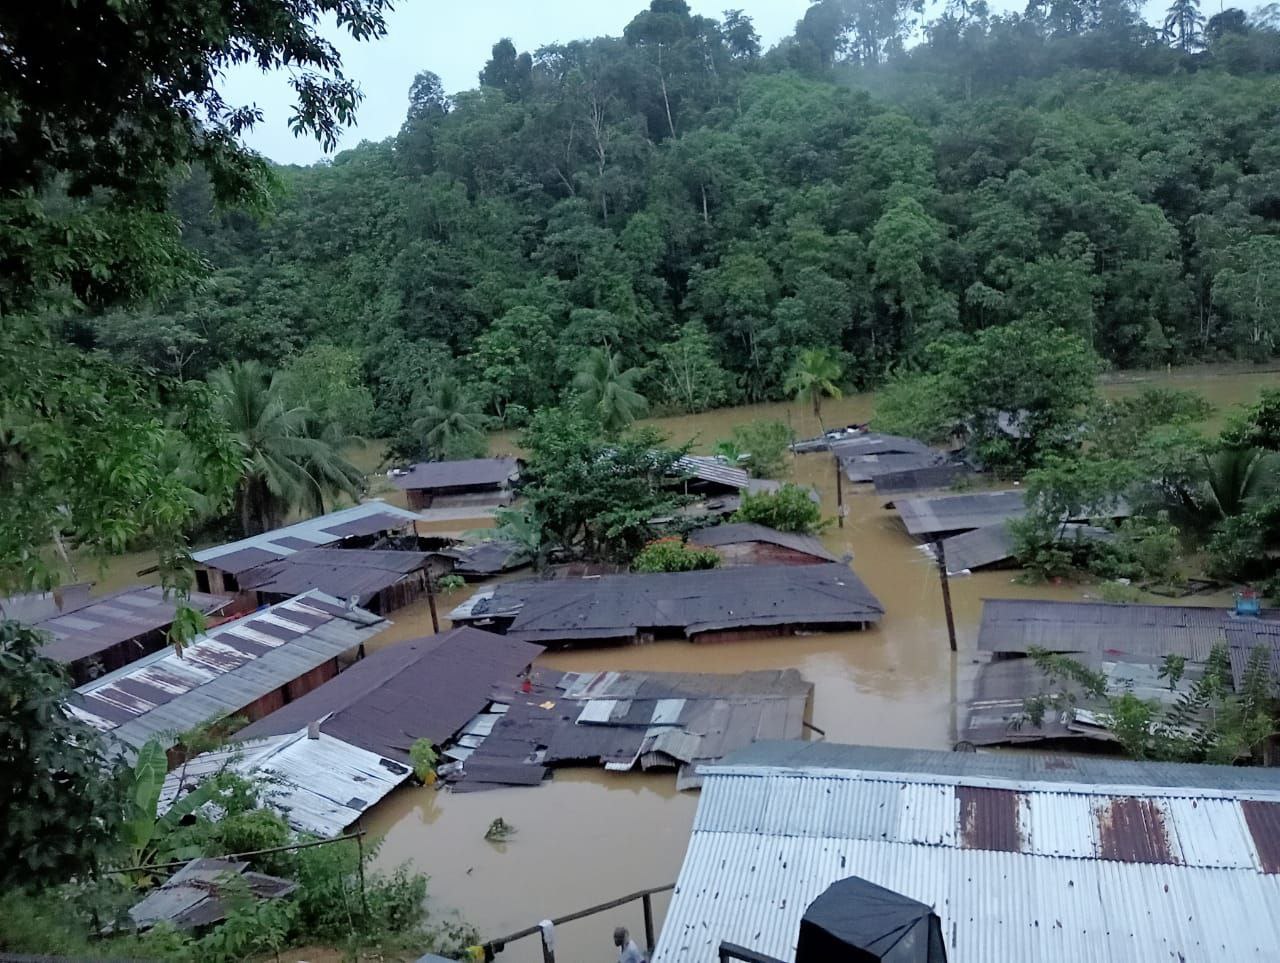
[125,858,296,931]
[978,598,1280,661]
[390,457,519,492]
[653,741,1280,963]
[67,591,388,757]
[31,585,229,665]
[238,548,430,603]
[234,627,543,761]
[193,501,424,572]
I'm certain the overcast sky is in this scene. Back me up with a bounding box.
[224,0,1172,165]
[221,1,814,165]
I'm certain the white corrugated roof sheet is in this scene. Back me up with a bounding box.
[653,748,1280,963]
[159,729,411,837]
[193,500,424,568]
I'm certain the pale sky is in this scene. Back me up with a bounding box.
[223,0,1174,165]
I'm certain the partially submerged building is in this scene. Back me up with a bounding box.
[653,741,1280,963]
[68,591,388,761]
[23,584,230,685]
[158,728,412,837]
[124,858,296,932]
[234,627,543,762]
[832,433,951,485]
[873,464,969,500]
[450,563,884,646]
[390,457,520,510]
[934,521,1113,575]
[193,501,425,596]
[237,547,436,614]
[895,489,1028,538]
[688,523,839,567]
[433,538,531,580]
[444,667,813,792]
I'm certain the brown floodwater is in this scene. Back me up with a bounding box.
[361,365,1274,961]
[37,365,1274,961]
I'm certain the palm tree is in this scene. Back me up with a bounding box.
[412,376,488,460]
[1163,0,1205,50]
[784,348,843,431]
[210,360,363,536]
[1163,447,1279,535]
[573,347,649,435]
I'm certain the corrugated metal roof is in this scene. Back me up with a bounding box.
[896,489,1028,537]
[688,523,839,563]
[436,539,531,577]
[653,742,1280,963]
[68,592,387,755]
[159,729,411,837]
[193,501,424,570]
[978,598,1280,661]
[873,464,969,497]
[676,455,750,491]
[456,564,883,643]
[938,522,1114,574]
[126,858,296,931]
[233,627,543,761]
[238,548,429,603]
[390,457,519,492]
[840,451,949,483]
[33,585,229,664]
[828,433,934,458]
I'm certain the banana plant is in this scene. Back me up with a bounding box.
[122,739,223,883]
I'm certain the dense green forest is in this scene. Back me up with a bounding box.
[77,0,1280,445]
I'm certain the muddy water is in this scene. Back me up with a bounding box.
[363,365,1276,961]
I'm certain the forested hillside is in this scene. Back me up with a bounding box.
[83,0,1280,441]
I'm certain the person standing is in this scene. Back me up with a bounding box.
[613,926,646,963]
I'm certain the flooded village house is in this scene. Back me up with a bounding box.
[451,563,884,646]
[389,456,520,510]
[190,500,429,609]
[67,591,388,764]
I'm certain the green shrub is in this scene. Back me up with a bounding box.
[731,484,825,534]
[632,538,720,573]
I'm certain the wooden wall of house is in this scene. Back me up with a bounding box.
[713,542,827,568]
[373,571,429,614]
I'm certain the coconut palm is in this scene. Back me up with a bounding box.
[573,347,649,435]
[210,360,363,536]
[1163,0,1205,50]
[412,376,488,460]
[1163,447,1280,535]
[784,348,843,431]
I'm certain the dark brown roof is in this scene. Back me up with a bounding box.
[391,457,519,492]
[35,585,230,664]
[238,548,430,602]
[467,563,883,643]
[873,464,969,497]
[437,540,531,576]
[688,523,839,562]
[234,627,543,761]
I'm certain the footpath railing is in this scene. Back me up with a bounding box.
[473,882,675,961]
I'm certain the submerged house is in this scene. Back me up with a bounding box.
[390,457,520,510]
[236,547,436,614]
[23,584,230,685]
[833,433,953,485]
[895,489,1029,538]
[688,523,840,567]
[653,741,1280,963]
[450,563,883,646]
[67,591,388,763]
[160,627,541,833]
[192,500,424,597]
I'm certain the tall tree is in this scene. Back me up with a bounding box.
[1164,0,1206,49]
[784,348,844,429]
[210,361,363,536]
[573,347,650,434]
[409,376,489,461]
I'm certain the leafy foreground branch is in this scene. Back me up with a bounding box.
[0,622,475,961]
[1021,644,1278,764]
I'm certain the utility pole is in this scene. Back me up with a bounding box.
[425,570,440,634]
[834,455,845,529]
[933,539,957,653]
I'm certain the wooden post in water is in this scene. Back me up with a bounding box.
[834,455,844,529]
[933,540,957,653]
[643,892,656,953]
[425,570,440,634]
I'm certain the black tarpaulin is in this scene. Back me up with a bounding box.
[796,877,947,963]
